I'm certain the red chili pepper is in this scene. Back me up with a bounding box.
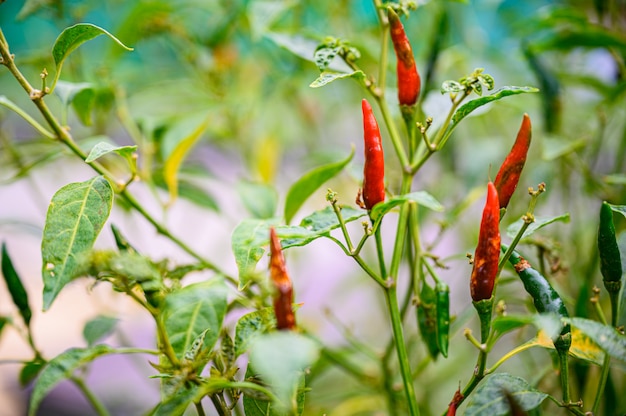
[494,114,532,209]
[361,98,385,210]
[388,8,421,107]
[470,182,501,302]
[269,227,296,330]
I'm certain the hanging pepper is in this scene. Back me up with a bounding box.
[435,282,450,358]
[504,246,571,352]
[388,8,421,107]
[361,99,385,210]
[493,114,532,210]
[598,201,623,288]
[470,182,501,302]
[269,227,296,330]
[598,201,623,325]
[417,282,440,360]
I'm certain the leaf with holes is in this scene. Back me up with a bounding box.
[41,176,113,310]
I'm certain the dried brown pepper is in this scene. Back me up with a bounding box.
[269,227,296,330]
[470,182,501,302]
[494,114,532,209]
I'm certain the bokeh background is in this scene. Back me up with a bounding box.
[1,0,625,415]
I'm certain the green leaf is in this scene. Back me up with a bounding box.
[243,368,305,416]
[41,176,113,310]
[541,137,587,161]
[441,80,464,93]
[441,86,539,144]
[370,191,444,222]
[249,332,319,412]
[237,181,278,219]
[506,213,570,239]
[280,206,366,249]
[176,180,220,211]
[163,117,209,205]
[0,96,55,139]
[309,70,365,88]
[565,317,626,363]
[607,203,626,219]
[54,81,95,126]
[17,0,55,20]
[51,23,133,89]
[0,316,7,337]
[248,0,297,40]
[266,32,353,73]
[161,278,228,359]
[151,385,198,416]
[20,360,46,387]
[28,345,114,416]
[234,308,276,357]
[604,174,626,185]
[284,148,354,224]
[85,141,138,163]
[1,242,32,326]
[231,218,279,289]
[465,373,548,416]
[83,315,118,346]
[530,27,626,53]
[490,314,562,347]
[232,207,365,288]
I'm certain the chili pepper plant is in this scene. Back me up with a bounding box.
[0,1,625,416]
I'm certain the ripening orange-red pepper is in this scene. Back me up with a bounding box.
[388,8,421,107]
[470,182,501,302]
[494,114,532,209]
[361,99,385,210]
[269,227,296,330]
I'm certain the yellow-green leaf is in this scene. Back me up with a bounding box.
[163,118,209,205]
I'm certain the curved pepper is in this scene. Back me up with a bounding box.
[494,114,532,209]
[361,99,385,210]
[470,182,501,302]
[505,246,571,352]
[435,282,450,358]
[269,227,296,330]
[388,8,421,107]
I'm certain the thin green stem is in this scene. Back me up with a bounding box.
[591,294,610,414]
[330,197,355,252]
[374,226,388,281]
[389,174,413,281]
[209,394,229,416]
[70,376,110,416]
[486,342,537,374]
[195,401,208,416]
[0,98,55,139]
[379,98,410,170]
[384,285,420,416]
[373,0,389,94]
[557,349,570,404]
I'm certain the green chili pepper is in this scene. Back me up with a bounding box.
[435,282,450,358]
[598,201,622,288]
[598,201,623,326]
[416,282,440,359]
[504,246,571,352]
